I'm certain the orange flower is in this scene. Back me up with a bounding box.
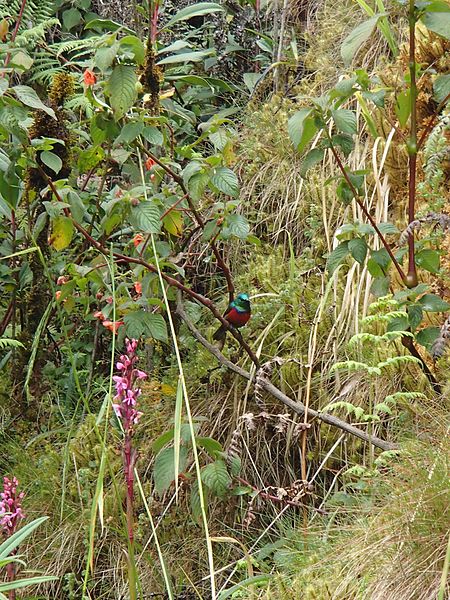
[55,290,62,300]
[102,320,124,334]
[145,157,156,170]
[133,233,144,248]
[94,311,105,320]
[83,69,97,86]
[134,281,142,295]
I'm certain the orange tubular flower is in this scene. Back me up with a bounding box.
[133,233,144,248]
[145,157,156,171]
[102,320,124,334]
[134,281,142,295]
[83,69,97,86]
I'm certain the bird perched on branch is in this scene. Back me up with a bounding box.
[213,293,251,349]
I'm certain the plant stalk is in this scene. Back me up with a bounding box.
[406,0,418,287]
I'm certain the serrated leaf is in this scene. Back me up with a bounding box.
[326,241,349,274]
[40,151,62,174]
[288,110,317,153]
[370,276,390,297]
[120,35,145,65]
[226,214,249,239]
[130,200,160,233]
[407,303,423,330]
[210,167,239,197]
[124,311,168,342]
[188,172,209,201]
[386,314,409,332]
[163,2,224,29]
[418,293,450,312]
[341,16,380,66]
[13,86,56,119]
[153,446,188,494]
[300,148,324,177]
[332,109,357,135]
[201,460,231,498]
[145,313,168,342]
[107,65,137,120]
[332,133,354,156]
[50,216,74,251]
[349,237,368,264]
[196,437,223,456]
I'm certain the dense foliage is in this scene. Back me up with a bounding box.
[0,0,449,598]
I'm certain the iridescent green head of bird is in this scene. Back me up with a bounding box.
[233,293,250,312]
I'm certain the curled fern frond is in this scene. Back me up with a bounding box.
[431,315,450,358]
[399,212,450,245]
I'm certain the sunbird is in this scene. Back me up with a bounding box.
[213,293,251,348]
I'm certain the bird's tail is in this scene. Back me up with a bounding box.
[212,324,227,341]
[213,324,227,351]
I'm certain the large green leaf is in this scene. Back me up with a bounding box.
[201,460,231,498]
[40,151,62,174]
[13,86,56,119]
[288,108,316,152]
[163,2,224,29]
[433,74,450,103]
[107,65,137,120]
[157,50,215,65]
[327,241,349,273]
[331,109,357,135]
[124,311,168,342]
[341,16,380,66]
[130,200,160,233]
[226,214,249,239]
[50,216,74,251]
[209,167,239,197]
[349,237,368,264]
[421,11,450,40]
[153,446,188,494]
[418,293,450,312]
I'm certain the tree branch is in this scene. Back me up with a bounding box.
[176,302,397,451]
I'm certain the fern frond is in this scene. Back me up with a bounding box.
[0,338,24,350]
[322,401,365,421]
[330,361,381,376]
[378,356,421,369]
[384,392,427,404]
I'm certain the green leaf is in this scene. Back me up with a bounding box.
[377,222,399,235]
[331,109,357,135]
[386,314,409,332]
[217,575,273,600]
[418,293,450,312]
[416,326,440,351]
[163,2,224,29]
[0,517,48,560]
[63,7,82,29]
[0,79,8,97]
[341,16,380,66]
[395,90,411,127]
[0,576,58,593]
[196,437,223,456]
[367,257,384,277]
[130,200,160,233]
[407,303,423,330]
[370,247,391,270]
[210,167,239,197]
[153,446,188,494]
[50,216,74,251]
[107,65,137,120]
[157,50,215,65]
[326,241,349,274]
[332,134,354,156]
[116,121,144,145]
[421,11,450,39]
[300,148,324,177]
[201,460,231,498]
[78,146,105,172]
[288,109,317,153]
[416,248,440,274]
[433,74,450,103]
[13,86,56,119]
[349,237,368,264]
[142,126,163,146]
[94,45,119,71]
[40,151,62,175]
[145,313,168,342]
[85,18,135,34]
[370,276,390,297]
[120,35,146,65]
[226,214,249,239]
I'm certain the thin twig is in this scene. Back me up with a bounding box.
[176,302,397,451]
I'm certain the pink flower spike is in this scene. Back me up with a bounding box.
[135,369,147,380]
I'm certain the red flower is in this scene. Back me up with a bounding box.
[94,311,105,320]
[133,233,144,248]
[145,157,156,171]
[83,69,97,86]
[134,281,142,295]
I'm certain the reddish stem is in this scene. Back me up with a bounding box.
[2,0,28,74]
